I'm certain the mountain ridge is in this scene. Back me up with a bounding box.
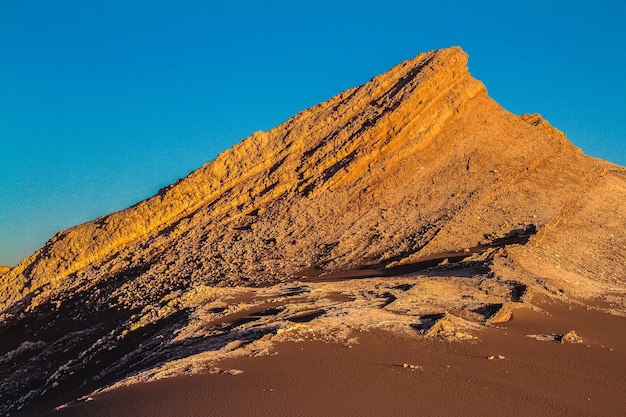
[2,47,479,306]
[1,46,625,416]
[2,46,625,314]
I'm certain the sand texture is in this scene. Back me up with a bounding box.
[50,297,626,417]
[1,47,625,416]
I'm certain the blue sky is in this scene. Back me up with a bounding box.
[1,1,625,266]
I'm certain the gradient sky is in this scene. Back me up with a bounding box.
[1,1,625,266]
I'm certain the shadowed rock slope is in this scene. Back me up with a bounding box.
[1,46,625,415]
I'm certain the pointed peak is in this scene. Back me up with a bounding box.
[358,46,476,102]
[362,46,474,99]
[402,46,469,70]
[425,45,468,60]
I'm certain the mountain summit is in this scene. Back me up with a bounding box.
[2,47,625,415]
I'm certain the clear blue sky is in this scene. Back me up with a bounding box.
[1,1,625,266]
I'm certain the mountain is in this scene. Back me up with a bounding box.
[2,46,625,416]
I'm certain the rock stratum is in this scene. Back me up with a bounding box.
[2,46,625,416]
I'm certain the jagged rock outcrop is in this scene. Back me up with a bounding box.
[1,46,625,416]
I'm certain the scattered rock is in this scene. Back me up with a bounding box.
[527,331,583,344]
[526,334,558,342]
[487,355,505,360]
[561,330,583,344]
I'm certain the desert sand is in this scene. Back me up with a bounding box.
[47,295,625,417]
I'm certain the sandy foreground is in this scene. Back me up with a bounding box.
[37,295,625,417]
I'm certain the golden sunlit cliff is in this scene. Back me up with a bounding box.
[1,47,625,416]
[3,46,624,313]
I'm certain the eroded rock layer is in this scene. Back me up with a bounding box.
[1,47,625,416]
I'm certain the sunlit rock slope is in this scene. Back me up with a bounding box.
[1,46,625,416]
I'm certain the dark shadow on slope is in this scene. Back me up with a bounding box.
[507,281,528,302]
[12,303,280,417]
[301,224,537,282]
[286,310,326,323]
[411,313,447,334]
[379,292,397,308]
[3,262,187,416]
[473,303,504,321]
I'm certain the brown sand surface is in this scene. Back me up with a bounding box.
[47,297,626,417]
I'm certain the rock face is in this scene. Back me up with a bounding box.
[3,46,624,312]
[1,46,625,415]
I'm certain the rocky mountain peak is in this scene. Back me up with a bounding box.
[1,47,625,416]
[2,46,482,306]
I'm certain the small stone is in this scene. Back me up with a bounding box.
[497,355,505,360]
[561,330,583,344]
[403,363,409,368]
[487,355,495,360]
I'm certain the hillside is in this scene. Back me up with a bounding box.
[1,46,625,416]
